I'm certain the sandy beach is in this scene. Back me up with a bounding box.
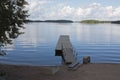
[0,63,120,80]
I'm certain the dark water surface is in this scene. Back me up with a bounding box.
[0,23,120,66]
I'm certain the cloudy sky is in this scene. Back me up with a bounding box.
[26,0,120,21]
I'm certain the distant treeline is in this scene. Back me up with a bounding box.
[24,20,73,23]
[80,20,120,24]
[80,20,110,23]
[24,19,120,24]
[111,21,120,24]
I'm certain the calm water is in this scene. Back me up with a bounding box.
[1,23,120,66]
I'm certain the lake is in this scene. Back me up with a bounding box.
[0,23,120,66]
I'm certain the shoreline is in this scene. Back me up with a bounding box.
[0,63,120,80]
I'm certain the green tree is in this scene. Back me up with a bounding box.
[0,0,28,45]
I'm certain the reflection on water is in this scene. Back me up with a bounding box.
[1,23,120,65]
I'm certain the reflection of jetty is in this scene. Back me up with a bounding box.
[55,35,80,69]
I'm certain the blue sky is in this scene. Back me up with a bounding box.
[47,0,120,7]
[26,0,120,20]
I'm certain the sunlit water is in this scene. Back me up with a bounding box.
[1,23,120,66]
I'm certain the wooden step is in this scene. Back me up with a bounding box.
[68,61,81,70]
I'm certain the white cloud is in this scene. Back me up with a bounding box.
[89,3,101,8]
[25,1,120,20]
[60,6,74,16]
[113,7,120,16]
[26,0,49,20]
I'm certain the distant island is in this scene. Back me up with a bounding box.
[80,20,120,24]
[80,20,111,24]
[24,20,73,23]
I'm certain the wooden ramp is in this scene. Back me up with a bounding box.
[55,35,77,64]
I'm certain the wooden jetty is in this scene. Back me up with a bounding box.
[55,35,77,64]
[0,43,6,56]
